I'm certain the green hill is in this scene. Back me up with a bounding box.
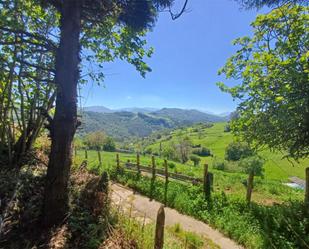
[144,122,308,180]
[79,108,227,140]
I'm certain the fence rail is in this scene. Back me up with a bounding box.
[125,162,203,184]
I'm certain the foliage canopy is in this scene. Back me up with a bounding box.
[218,4,309,160]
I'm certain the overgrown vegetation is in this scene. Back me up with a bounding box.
[110,169,309,249]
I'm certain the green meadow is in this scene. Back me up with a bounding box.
[74,123,307,205]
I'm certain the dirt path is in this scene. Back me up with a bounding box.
[110,182,244,249]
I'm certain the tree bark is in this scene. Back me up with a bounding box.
[43,0,81,227]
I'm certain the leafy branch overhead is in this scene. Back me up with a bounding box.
[218,4,309,160]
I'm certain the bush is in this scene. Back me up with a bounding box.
[225,142,253,161]
[192,147,211,157]
[213,160,226,171]
[167,162,176,169]
[224,124,231,132]
[190,155,201,166]
[192,144,201,148]
[102,136,116,152]
[144,147,152,154]
[162,146,175,160]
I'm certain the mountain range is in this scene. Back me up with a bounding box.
[83,106,159,114]
[79,106,229,140]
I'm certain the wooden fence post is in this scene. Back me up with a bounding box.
[305,167,309,205]
[152,155,156,181]
[137,153,141,174]
[203,164,210,199]
[246,172,254,204]
[164,159,168,206]
[116,153,120,170]
[149,155,156,200]
[154,205,165,249]
[85,149,88,160]
[97,149,102,166]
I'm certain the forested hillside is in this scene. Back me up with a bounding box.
[80,108,227,140]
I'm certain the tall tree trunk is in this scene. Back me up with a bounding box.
[43,0,81,227]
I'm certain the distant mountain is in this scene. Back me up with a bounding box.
[83,106,113,113]
[79,107,227,141]
[151,108,227,125]
[117,107,159,113]
[80,111,172,140]
[218,111,232,117]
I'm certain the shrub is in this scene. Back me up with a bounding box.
[190,155,201,166]
[239,156,264,176]
[144,147,152,154]
[224,124,231,132]
[102,136,116,152]
[192,144,201,148]
[162,146,177,160]
[167,162,176,169]
[213,160,226,171]
[192,147,211,157]
[225,142,253,161]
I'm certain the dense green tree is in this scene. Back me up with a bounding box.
[0,1,57,165]
[218,4,309,160]
[84,131,106,150]
[175,136,192,163]
[225,142,253,161]
[102,136,116,152]
[38,0,187,226]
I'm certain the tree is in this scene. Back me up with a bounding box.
[190,155,201,166]
[40,0,187,227]
[162,143,177,161]
[175,136,192,163]
[84,131,106,150]
[0,0,57,165]
[225,142,253,161]
[218,4,309,160]
[235,0,307,9]
[192,147,211,157]
[102,136,116,152]
[240,156,264,204]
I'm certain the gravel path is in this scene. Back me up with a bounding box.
[110,182,244,249]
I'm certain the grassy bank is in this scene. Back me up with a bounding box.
[110,169,309,249]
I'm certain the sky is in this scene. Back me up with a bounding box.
[80,0,267,114]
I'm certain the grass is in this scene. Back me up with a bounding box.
[74,148,304,204]
[110,170,309,249]
[114,211,212,249]
[145,122,309,180]
[72,122,308,249]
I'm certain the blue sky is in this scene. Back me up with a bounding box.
[80,0,266,114]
